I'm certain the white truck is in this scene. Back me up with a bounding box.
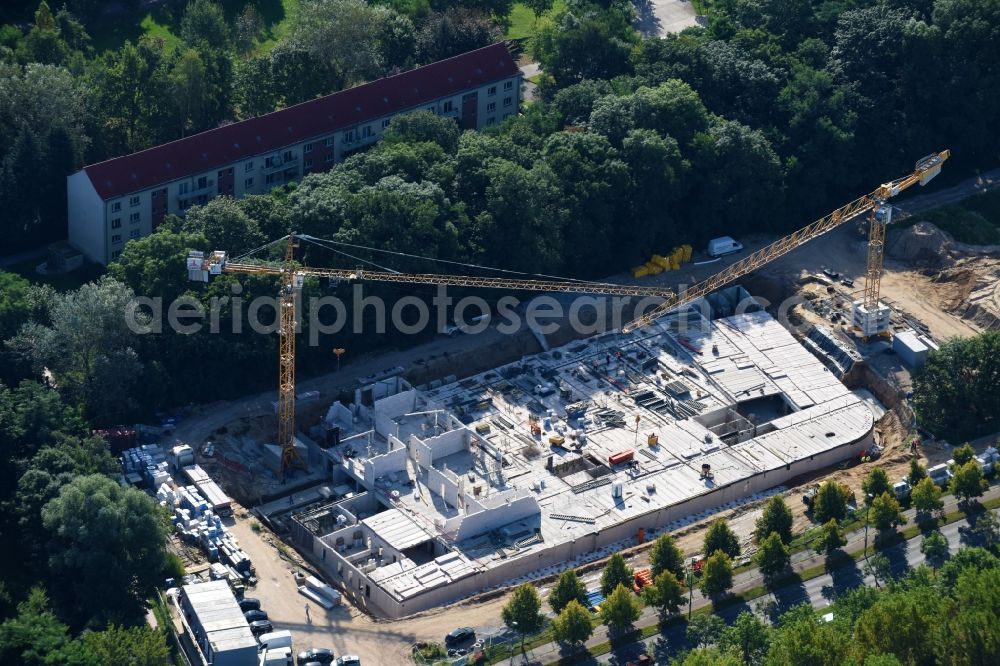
[258,630,292,651]
[707,236,743,258]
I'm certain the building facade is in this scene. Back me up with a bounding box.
[68,43,522,264]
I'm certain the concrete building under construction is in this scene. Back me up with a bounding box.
[286,292,875,618]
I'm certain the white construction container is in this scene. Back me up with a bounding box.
[893,330,929,367]
[707,236,743,258]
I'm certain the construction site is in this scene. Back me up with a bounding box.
[137,150,1000,659]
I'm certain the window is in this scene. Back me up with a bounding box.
[443,100,454,113]
[245,161,254,172]
[245,177,254,188]
[112,234,122,244]
[111,250,121,260]
[426,106,434,113]
[130,229,141,239]
[503,96,512,107]
[129,212,140,223]
[343,130,356,144]
[324,137,334,147]
[130,195,140,207]
[304,143,313,153]
[487,102,496,112]
[265,173,275,184]
[265,156,275,168]
[487,86,496,96]
[151,191,158,199]
[304,158,313,169]
[504,80,513,90]
[111,218,122,229]
[283,150,293,162]
[197,176,208,189]
[111,201,121,212]
[197,195,207,205]
[382,119,391,129]
[179,182,189,195]
[325,154,335,163]
[361,125,372,139]
[486,118,495,126]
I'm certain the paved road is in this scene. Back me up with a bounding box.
[634,0,700,38]
[894,166,1000,219]
[512,484,1000,665]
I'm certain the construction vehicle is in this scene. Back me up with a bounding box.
[187,151,948,472]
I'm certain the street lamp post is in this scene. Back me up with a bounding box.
[509,621,518,665]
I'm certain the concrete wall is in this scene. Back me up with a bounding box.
[364,446,408,486]
[67,171,106,264]
[423,428,468,460]
[373,390,416,438]
[409,435,434,469]
[426,466,460,510]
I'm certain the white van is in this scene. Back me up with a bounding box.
[444,313,491,336]
[258,630,292,651]
[707,236,744,258]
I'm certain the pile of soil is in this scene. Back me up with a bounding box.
[888,221,957,266]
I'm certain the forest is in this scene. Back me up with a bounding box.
[0,0,998,660]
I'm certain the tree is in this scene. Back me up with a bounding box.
[815,519,846,557]
[649,532,685,579]
[548,569,588,614]
[704,519,741,558]
[0,588,91,666]
[181,197,265,256]
[755,532,790,580]
[384,110,461,154]
[812,480,850,523]
[686,612,726,648]
[534,9,637,85]
[41,474,168,626]
[869,492,906,537]
[950,460,988,505]
[862,467,891,504]
[414,8,502,65]
[501,584,543,652]
[287,0,407,83]
[234,3,262,54]
[853,584,944,664]
[911,477,943,518]
[550,599,592,646]
[524,0,554,20]
[169,48,208,136]
[599,584,641,634]
[913,332,1000,440]
[952,443,975,466]
[755,496,793,544]
[82,624,170,665]
[642,570,685,619]
[719,610,771,666]
[180,0,231,50]
[764,604,849,666]
[908,458,927,485]
[863,552,892,588]
[700,551,733,599]
[969,510,1000,553]
[600,552,633,596]
[921,530,950,569]
[8,277,146,423]
[676,647,743,666]
[233,45,342,118]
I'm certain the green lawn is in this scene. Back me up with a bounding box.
[89,0,298,55]
[506,0,566,42]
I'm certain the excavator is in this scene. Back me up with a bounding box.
[188,150,949,472]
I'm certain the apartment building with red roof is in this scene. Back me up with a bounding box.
[68,43,522,264]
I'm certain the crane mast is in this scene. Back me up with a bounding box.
[187,150,948,473]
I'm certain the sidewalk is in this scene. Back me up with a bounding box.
[514,482,1000,665]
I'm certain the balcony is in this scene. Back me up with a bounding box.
[263,156,298,174]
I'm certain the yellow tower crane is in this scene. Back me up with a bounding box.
[188,150,948,472]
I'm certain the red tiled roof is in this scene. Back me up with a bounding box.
[83,43,519,200]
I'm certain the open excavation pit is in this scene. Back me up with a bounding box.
[279,290,874,618]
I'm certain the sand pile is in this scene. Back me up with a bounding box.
[888,221,956,266]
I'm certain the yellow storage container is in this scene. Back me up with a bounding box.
[646,262,664,275]
[651,254,670,269]
[681,244,693,262]
[669,255,680,270]
[632,266,649,278]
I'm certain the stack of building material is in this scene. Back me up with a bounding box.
[121,444,171,488]
[182,464,233,516]
[298,575,341,609]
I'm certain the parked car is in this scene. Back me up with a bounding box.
[249,620,273,637]
[445,627,476,647]
[840,278,854,288]
[297,648,335,665]
[238,597,261,612]
[244,609,268,623]
[707,236,743,258]
[334,657,361,666]
[823,268,840,280]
